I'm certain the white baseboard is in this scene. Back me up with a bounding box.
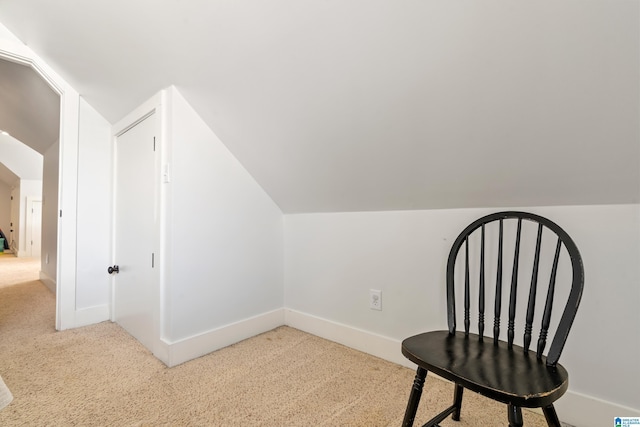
[284,308,411,368]
[38,270,56,294]
[161,308,286,367]
[50,303,639,424]
[555,390,640,427]
[74,305,110,328]
[284,309,639,427]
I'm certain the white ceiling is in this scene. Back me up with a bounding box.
[0,0,637,213]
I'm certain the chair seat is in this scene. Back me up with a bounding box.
[401,330,568,408]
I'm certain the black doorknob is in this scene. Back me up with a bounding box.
[107,265,120,274]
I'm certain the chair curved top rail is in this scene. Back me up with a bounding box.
[445,211,584,366]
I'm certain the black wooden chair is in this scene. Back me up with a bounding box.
[401,211,584,427]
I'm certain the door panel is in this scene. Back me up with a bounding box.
[113,113,156,350]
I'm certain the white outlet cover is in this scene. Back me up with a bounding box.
[370,289,382,311]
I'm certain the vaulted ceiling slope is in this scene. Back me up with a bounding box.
[0,1,637,213]
[0,133,43,186]
[0,58,59,155]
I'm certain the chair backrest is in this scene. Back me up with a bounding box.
[446,211,583,366]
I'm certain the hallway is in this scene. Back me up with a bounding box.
[0,254,40,288]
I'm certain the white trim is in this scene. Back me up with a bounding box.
[55,79,80,331]
[283,309,640,427]
[39,270,56,294]
[112,93,162,136]
[158,88,171,365]
[555,390,640,427]
[160,309,286,367]
[114,110,156,138]
[0,48,64,97]
[284,308,410,368]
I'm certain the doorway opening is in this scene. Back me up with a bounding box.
[0,55,61,323]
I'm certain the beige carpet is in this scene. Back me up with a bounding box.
[0,254,40,288]
[0,255,551,426]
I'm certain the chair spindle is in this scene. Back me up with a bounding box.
[507,218,523,349]
[464,236,470,335]
[478,224,485,340]
[537,237,562,359]
[524,224,544,352]
[493,219,503,344]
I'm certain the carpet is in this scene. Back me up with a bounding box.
[0,255,40,289]
[0,257,551,426]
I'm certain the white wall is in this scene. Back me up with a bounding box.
[0,180,10,244]
[75,98,111,318]
[284,204,640,425]
[163,87,284,343]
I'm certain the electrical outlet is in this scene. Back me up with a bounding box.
[369,289,382,311]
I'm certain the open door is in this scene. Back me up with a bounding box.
[111,112,158,351]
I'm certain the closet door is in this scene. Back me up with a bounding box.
[112,112,157,351]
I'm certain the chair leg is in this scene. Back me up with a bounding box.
[542,404,562,427]
[451,383,464,421]
[402,367,427,427]
[507,404,523,427]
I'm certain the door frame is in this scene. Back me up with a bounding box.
[1,40,80,331]
[9,187,19,252]
[110,92,166,360]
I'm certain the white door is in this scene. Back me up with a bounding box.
[27,199,42,257]
[113,113,157,351]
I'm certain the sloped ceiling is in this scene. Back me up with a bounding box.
[0,58,60,155]
[0,132,44,186]
[0,0,637,213]
[0,161,19,187]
